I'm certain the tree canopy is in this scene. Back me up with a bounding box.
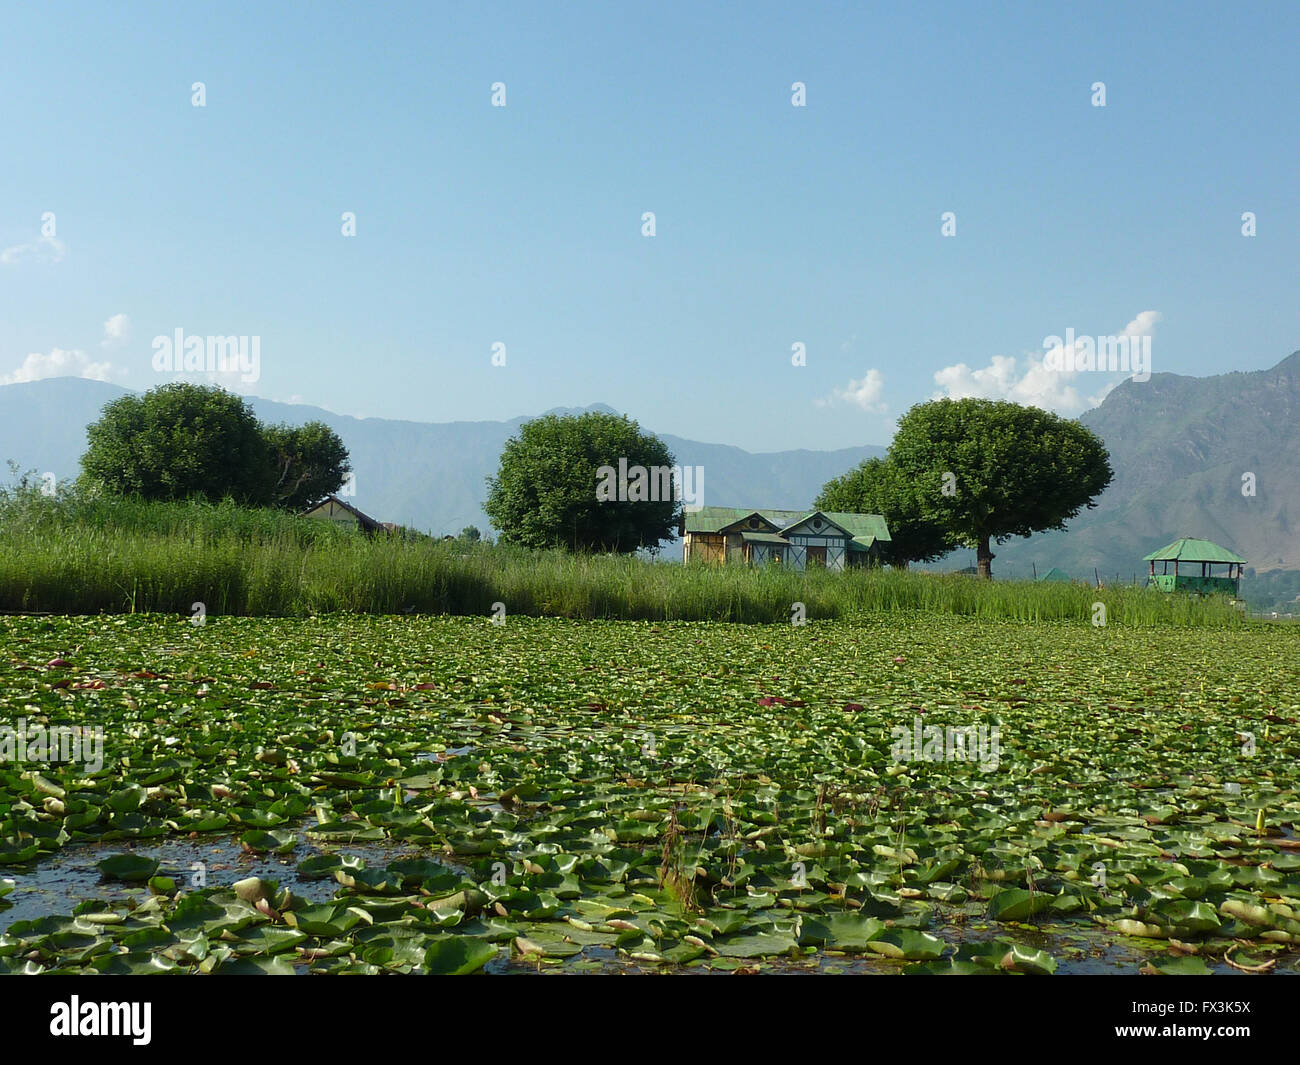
[80,383,350,510]
[263,421,352,512]
[484,412,680,553]
[887,398,1113,578]
[815,456,955,567]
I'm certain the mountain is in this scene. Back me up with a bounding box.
[990,352,1300,606]
[0,379,884,552]
[5,353,1299,606]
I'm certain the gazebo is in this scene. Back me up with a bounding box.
[1143,537,1246,596]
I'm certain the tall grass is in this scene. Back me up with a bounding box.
[0,487,1246,627]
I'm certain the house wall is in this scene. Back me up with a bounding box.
[685,532,726,563]
[688,527,865,572]
[726,533,745,563]
[786,534,848,572]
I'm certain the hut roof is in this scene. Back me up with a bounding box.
[1142,537,1246,564]
[1038,566,1073,582]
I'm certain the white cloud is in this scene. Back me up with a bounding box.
[0,348,118,385]
[0,234,66,265]
[817,368,887,412]
[101,314,130,347]
[932,311,1161,414]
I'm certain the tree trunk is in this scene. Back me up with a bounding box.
[976,535,994,580]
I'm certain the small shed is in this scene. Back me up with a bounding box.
[1143,537,1246,596]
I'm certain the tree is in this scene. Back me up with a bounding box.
[888,398,1113,579]
[485,412,680,553]
[263,421,351,511]
[80,384,353,511]
[815,456,955,567]
[458,525,482,543]
[81,384,274,504]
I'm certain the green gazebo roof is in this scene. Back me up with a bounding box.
[1142,538,1246,564]
[1037,566,1072,582]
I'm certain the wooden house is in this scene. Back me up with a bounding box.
[1143,537,1246,596]
[301,494,385,535]
[681,507,890,570]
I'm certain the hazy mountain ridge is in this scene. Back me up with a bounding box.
[4,354,1299,606]
[992,352,1300,604]
[0,379,885,543]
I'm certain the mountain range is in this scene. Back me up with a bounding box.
[991,352,1300,606]
[3,353,1298,608]
[0,378,885,548]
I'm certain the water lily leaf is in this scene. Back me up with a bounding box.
[999,944,1057,974]
[424,937,499,973]
[867,929,946,960]
[800,914,886,951]
[714,932,799,958]
[96,853,159,882]
[239,829,297,854]
[1143,954,1213,975]
[987,888,1051,922]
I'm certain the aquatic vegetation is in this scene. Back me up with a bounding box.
[0,613,1297,974]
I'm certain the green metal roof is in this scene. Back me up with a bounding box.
[682,507,765,533]
[1037,567,1072,582]
[822,511,891,542]
[1142,538,1246,564]
[739,530,790,544]
[684,507,890,541]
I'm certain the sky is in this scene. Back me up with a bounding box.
[2,1,1297,452]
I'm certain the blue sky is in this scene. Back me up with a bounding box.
[2,1,1296,451]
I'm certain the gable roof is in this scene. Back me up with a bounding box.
[1142,537,1246,564]
[684,506,890,542]
[302,494,383,531]
[779,511,855,538]
[1038,566,1073,582]
[822,511,891,542]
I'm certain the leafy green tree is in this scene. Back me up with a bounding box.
[81,384,274,504]
[458,525,482,543]
[888,398,1113,578]
[815,456,955,568]
[263,421,351,511]
[485,412,680,553]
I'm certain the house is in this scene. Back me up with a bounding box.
[681,507,890,570]
[301,494,385,535]
[1143,537,1246,596]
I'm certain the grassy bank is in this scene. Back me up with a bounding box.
[0,489,1245,626]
